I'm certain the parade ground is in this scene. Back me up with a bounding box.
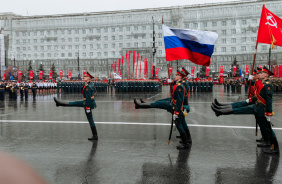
[1,85,282,183]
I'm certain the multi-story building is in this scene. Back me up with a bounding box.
[0,0,282,79]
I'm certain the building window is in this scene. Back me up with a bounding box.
[61,38,65,42]
[104,28,108,33]
[68,38,72,42]
[142,42,146,47]
[23,47,26,51]
[242,37,246,42]
[97,29,101,33]
[104,52,108,56]
[89,29,93,33]
[119,27,123,31]
[97,44,101,49]
[251,37,256,42]
[134,42,138,47]
[158,42,162,46]
[126,43,131,47]
[222,21,226,26]
[112,43,115,48]
[90,44,94,49]
[119,43,123,47]
[112,36,115,40]
[242,28,247,33]
[242,20,247,25]
[103,44,108,49]
[212,22,217,27]
[61,46,65,49]
[158,50,162,55]
[173,21,177,26]
[68,30,72,34]
[231,29,236,34]
[262,45,267,50]
[104,36,108,40]
[158,25,162,30]
[221,39,226,43]
[83,37,86,41]
[41,46,44,50]
[203,22,207,27]
[40,31,44,35]
[231,38,236,43]
[83,52,86,57]
[241,46,246,51]
[75,45,79,49]
[232,20,236,25]
[119,35,123,40]
[142,26,146,31]
[47,45,51,50]
[83,45,86,49]
[68,45,72,49]
[126,27,130,31]
[185,24,189,28]
[75,37,79,42]
[33,39,37,43]
[68,53,72,57]
[61,53,65,57]
[134,26,138,31]
[231,47,236,52]
[90,52,93,57]
[221,47,226,52]
[126,35,130,39]
[112,51,115,56]
[252,19,257,24]
[97,52,101,57]
[47,53,51,57]
[82,29,86,34]
[158,33,162,38]
[222,30,226,35]
[41,39,44,43]
[75,29,79,34]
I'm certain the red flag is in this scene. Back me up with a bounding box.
[3,71,6,80]
[121,56,124,78]
[49,70,53,79]
[191,66,195,77]
[110,64,113,78]
[206,66,210,76]
[68,70,72,79]
[133,51,135,78]
[233,66,237,77]
[125,54,127,77]
[139,56,142,78]
[220,66,224,76]
[18,71,22,81]
[135,53,139,79]
[128,51,130,78]
[39,71,43,80]
[155,68,159,77]
[114,62,117,73]
[59,70,63,79]
[245,65,249,75]
[144,58,148,78]
[118,59,121,74]
[257,5,282,48]
[30,71,34,80]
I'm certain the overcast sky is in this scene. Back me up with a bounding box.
[1,0,238,16]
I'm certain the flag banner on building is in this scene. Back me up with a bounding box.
[49,70,53,79]
[133,51,135,78]
[135,53,139,78]
[139,56,143,78]
[10,73,13,80]
[30,71,34,80]
[144,58,148,78]
[156,68,159,77]
[220,76,225,84]
[121,56,124,78]
[59,70,63,79]
[128,51,131,78]
[191,66,195,77]
[169,67,173,77]
[18,71,22,80]
[68,70,72,79]
[114,62,117,73]
[39,71,43,80]
[206,66,210,76]
[162,24,218,66]
[3,71,6,80]
[82,70,86,79]
[110,64,113,78]
[279,65,282,78]
[245,65,249,75]
[118,59,121,74]
[220,66,224,76]
[233,65,237,76]
[257,5,282,48]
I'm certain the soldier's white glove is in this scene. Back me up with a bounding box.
[249,75,254,80]
[173,114,178,121]
[265,115,271,122]
[167,79,173,83]
[246,99,250,103]
[86,110,91,113]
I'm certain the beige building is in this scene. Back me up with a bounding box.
[0,0,282,79]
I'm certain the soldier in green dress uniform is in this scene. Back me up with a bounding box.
[54,71,98,141]
[134,70,191,149]
[211,66,279,154]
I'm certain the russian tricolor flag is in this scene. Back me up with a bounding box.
[163,24,218,66]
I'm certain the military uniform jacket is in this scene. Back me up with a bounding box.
[249,79,273,116]
[182,78,189,105]
[171,82,185,115]
[83,82,97,110]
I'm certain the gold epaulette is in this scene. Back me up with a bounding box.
[266,82,270,84]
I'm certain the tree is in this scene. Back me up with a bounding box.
[27,60,33,72]
[51,63,58,79]
[231,56,240,77]
[199,66,206,78]
[38,63,44,73]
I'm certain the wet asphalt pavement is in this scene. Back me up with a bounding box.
[0,85,282,184]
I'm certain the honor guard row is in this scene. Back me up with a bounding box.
[187,80,213,92]
[114,80,162,93]
[57,81,107,93]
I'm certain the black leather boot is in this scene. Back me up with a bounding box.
[140,98,146,103]
[214,98,230,106]
[134,98,151,109]
[264,137,279,155]
[88,126,98,141]
[176,133,190,150]
[211,105,233,117]
[54,97,70,107]
[256,137,264,142]
[179,129,192,144]
[212,102,232,109]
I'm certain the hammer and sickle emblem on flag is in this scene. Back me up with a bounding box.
[265,13,277,28]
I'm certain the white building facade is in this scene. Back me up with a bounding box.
[0,0,282,79]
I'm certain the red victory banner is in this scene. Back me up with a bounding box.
[206,66,210,76]
[135,53,139,78]
[3,71,6,80]
[39,71,43,80]
[30,71,34,80]
[151,62,153,77]
[132,51,135,78]
[257,5,282,48]
[82,70,87,79]
[155,68,159,78]
[68,70,72,79]
[191,66,195,77]
[233,65,237,76]
[110,64,113,78]
[125,54,127,77]
[59,70,63,79]
[144,58,148,78]
[49,70,53,79]
[18,71,22,80]
[114,62,117,73]
[220,66,224,76]
[121,56,124,78]
[128,51,130,78]
[118,59,121,74]
[245,65,249,75]
[168,67,173,77]
[139,56,143,78]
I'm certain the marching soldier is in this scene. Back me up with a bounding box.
[19,82,24,99]
[54,71,98,141]
[211,66,279,154]
[134,69,191,149]
[0,81,5,101]
[24,82,29,99]
[31,82,37,98]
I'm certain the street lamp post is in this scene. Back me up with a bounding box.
[152,16,157,79]
[77,50,80,79]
